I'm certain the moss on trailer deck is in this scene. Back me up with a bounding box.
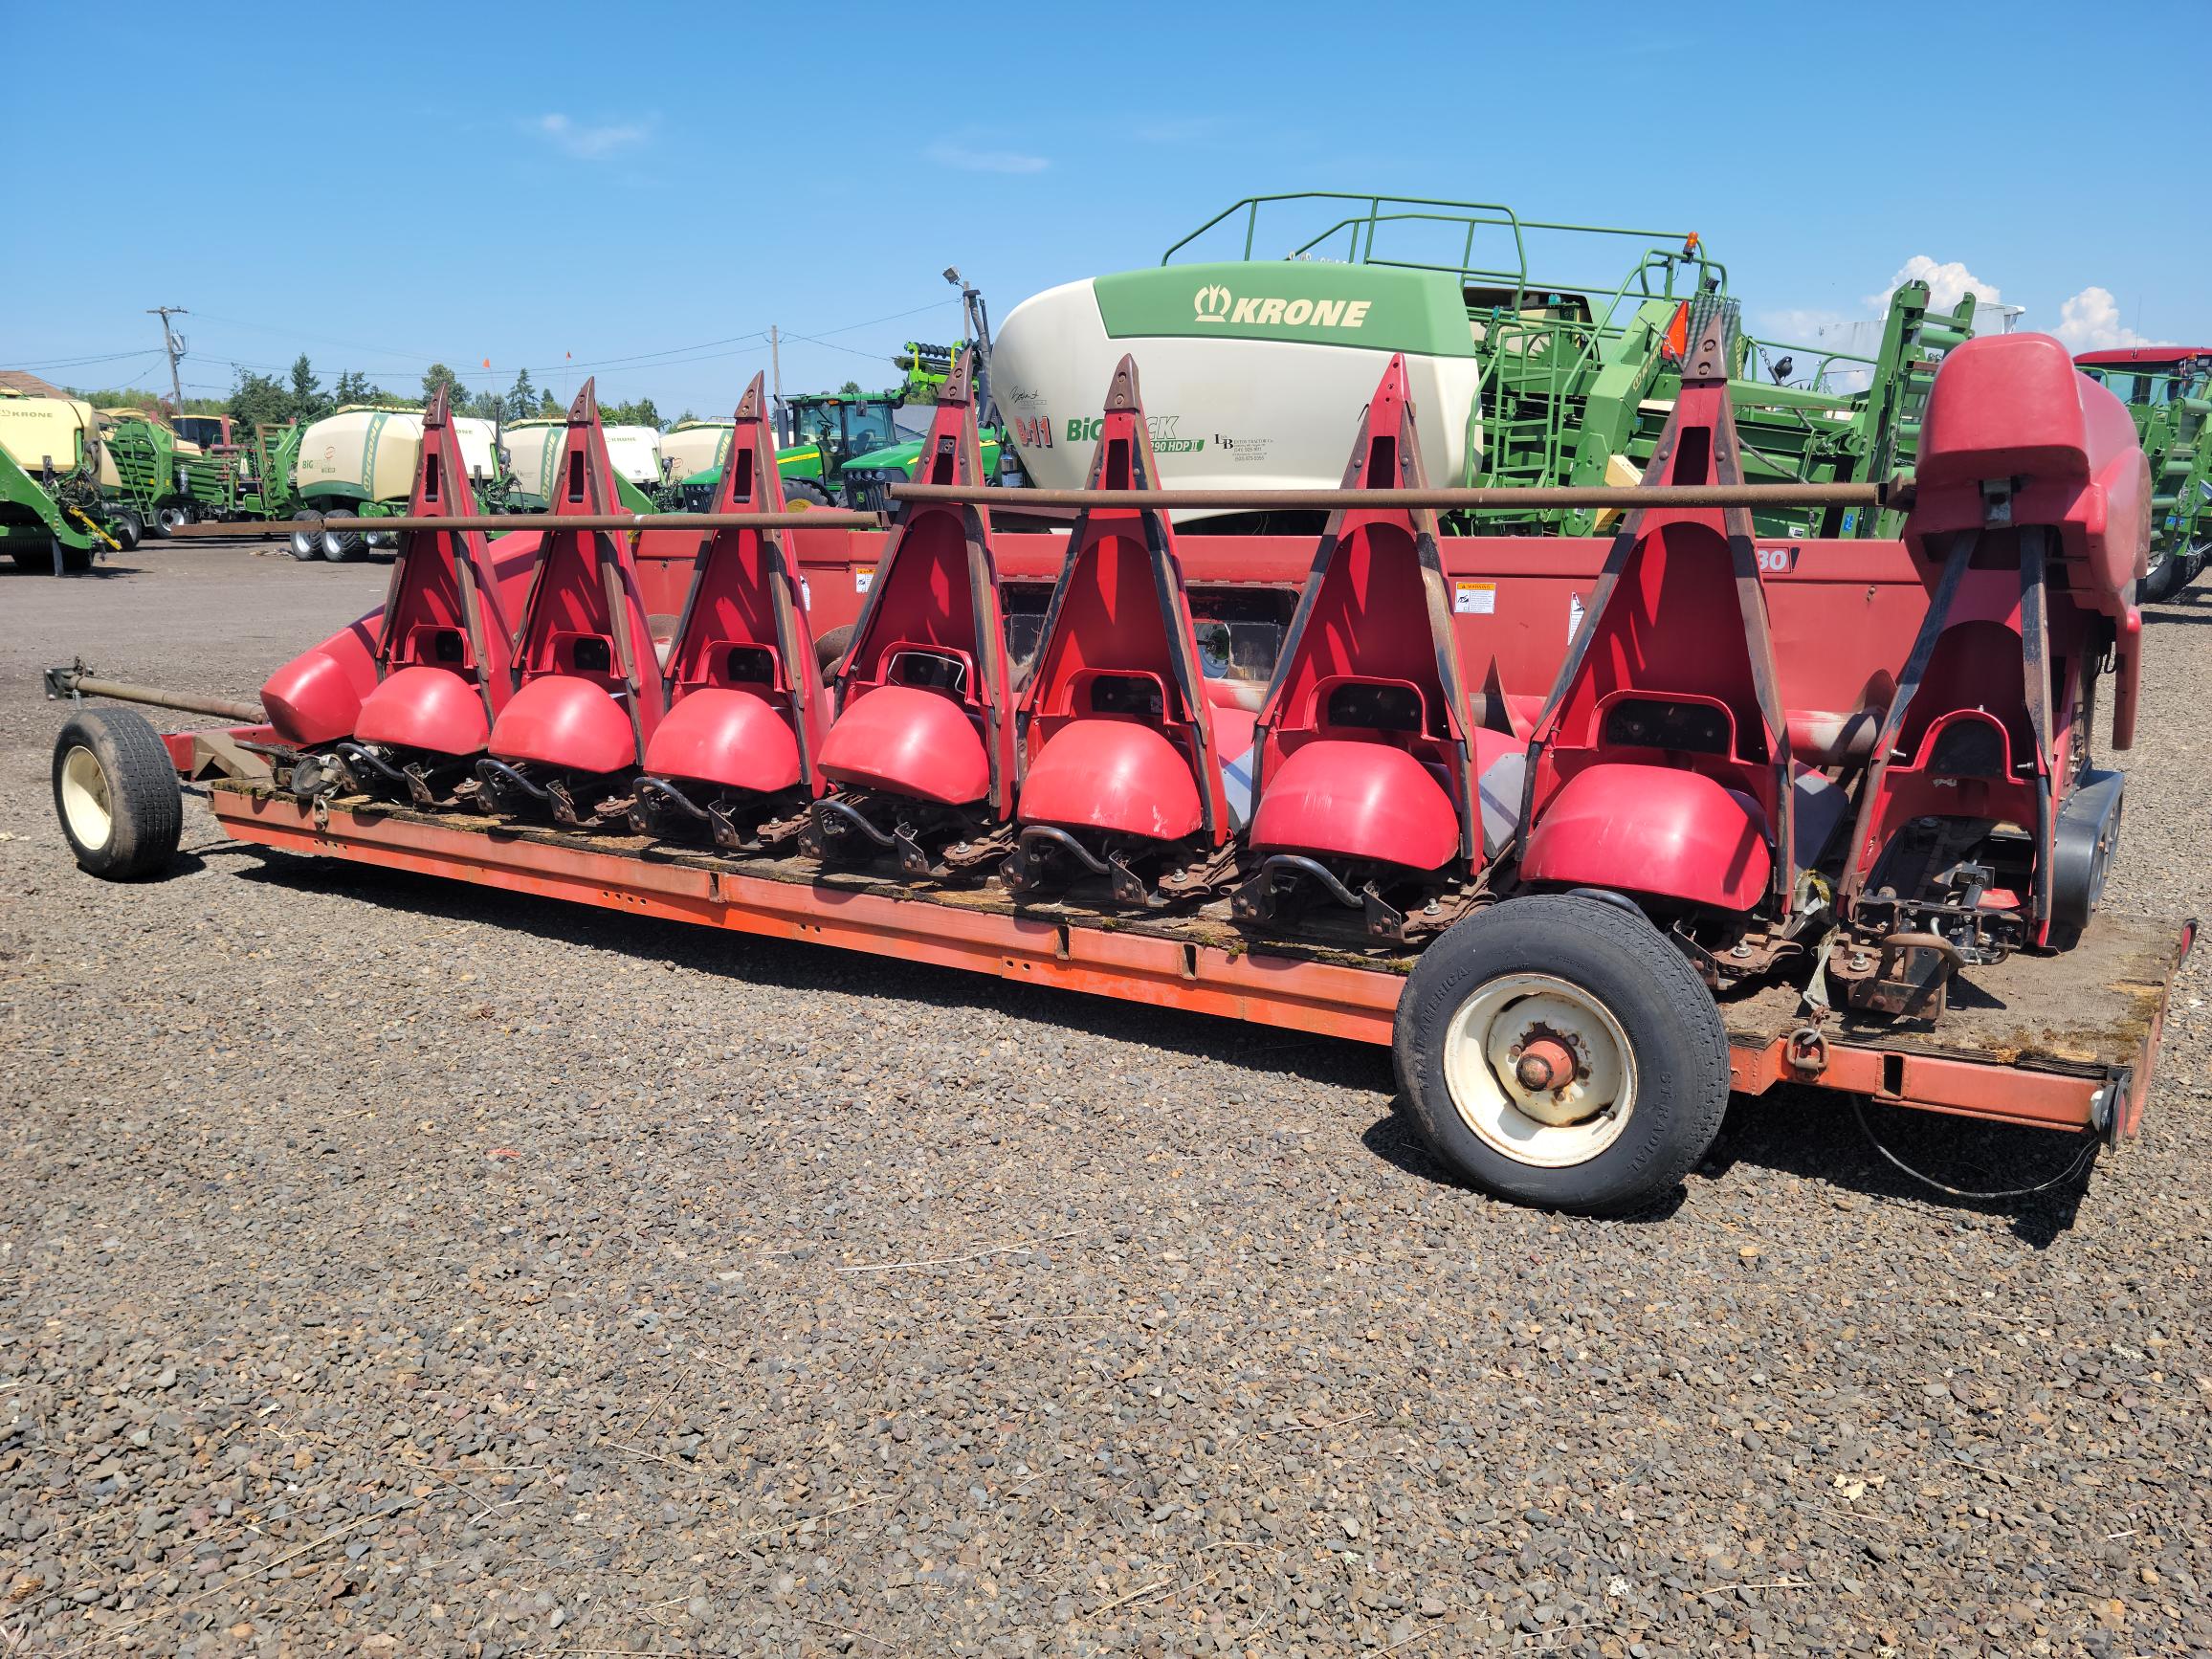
[212,780,2187,1080]
[1716,922,2189,1080]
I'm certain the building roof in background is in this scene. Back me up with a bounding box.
[0,370,70,399]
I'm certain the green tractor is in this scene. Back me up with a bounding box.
[2073,346,2210,600]
[0,387,122,572]
[678,271,1011,510]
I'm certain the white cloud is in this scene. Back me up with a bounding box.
[1756,306,1851,340]
[527,113,650,161]
[925,141,1048,175]
[2053,286,2175,352]
[1864,255,2002,314]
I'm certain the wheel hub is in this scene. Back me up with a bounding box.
[1442,973,1639,1167]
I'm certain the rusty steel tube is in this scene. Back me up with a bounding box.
[891,481,1891,510]
[166,510,877,536]
[53,674,263,724]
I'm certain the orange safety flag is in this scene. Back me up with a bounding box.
[1663,301,1691,360]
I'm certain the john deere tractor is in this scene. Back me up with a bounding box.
[680,270,1010,510]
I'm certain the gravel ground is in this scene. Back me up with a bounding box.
[3,541,2208,1657]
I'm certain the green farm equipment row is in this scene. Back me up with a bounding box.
[2075,347,2211,599]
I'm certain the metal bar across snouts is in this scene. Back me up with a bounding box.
[163,476,1897,537]
[165,510,877,536]
[891,480,1894,511]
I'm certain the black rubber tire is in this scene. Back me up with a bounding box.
[51,706,184,880]
[110,510,144,552]
[288,508,324,561]
[1393,893,1731,1215]
[321,508,366,563]
[782,476,833,509]
[156,504,193,537]
[813,623,855,685]
[144,509,173,540]
[2139,553,2180,605]
[58,541,94,575]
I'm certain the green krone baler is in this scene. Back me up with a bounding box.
[99,412,302,546]
[2073,347,2211,600]
[990,194,1980,539]
[0,388,122,573]
[285,405,512,561]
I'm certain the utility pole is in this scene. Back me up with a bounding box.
[147,306,188,409]
[769,324,782,402]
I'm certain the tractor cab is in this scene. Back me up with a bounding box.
[172,415,237,452]
[773,392,904,503]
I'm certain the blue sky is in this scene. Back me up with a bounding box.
[7,0,2205,415]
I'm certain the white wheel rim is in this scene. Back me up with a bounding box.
[322,529,346,557]
[1441,971,1637,1168]
[60,744,114,850]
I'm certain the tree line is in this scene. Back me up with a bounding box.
[228,355,662,431]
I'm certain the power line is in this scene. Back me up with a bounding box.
[11,347,167,372]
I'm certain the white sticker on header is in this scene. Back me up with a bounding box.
[1567,591,1585,644]
[800,575,812,610]
[854,566,875,594]
[1453,580,1495,615]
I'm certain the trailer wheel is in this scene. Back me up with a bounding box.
[321,513,366,563]
[1394,894,1731,1215]
[156,504,193,537]
[110,510,144,551]
[288,509,324,560]
[51,707,184,880]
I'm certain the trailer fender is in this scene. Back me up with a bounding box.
[819,684,992,806]
[1018,719,1204,841]
[353,666,492,757]
[487,675,638,775]
[1249,740,1459,872]
[1522,762,1771,912]
[641,686,803,794]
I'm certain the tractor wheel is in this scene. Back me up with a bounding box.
[288,509,324,560]
[321,510,366,563]
[156,504,193,537]
[2140,552,2180,604]
[1393,893,1731,1215]
[58,541,94,574]
[110,510,144,552]
[782,476,832,510]
[813,624,855,686]
[51,707,184,880]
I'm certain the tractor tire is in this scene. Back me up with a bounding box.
[321,510,366,563]
[156,504,193,537]
[110,510,144,552]
[1393,893,1731,1216]
[782,476,832,510]
[813,624,855,686]
[288,509,325,560]
[51,706,184,880]
[58,541,94,575]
